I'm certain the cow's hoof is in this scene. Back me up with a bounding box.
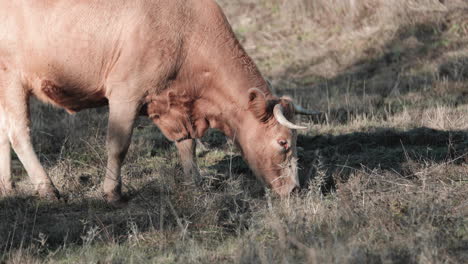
[37,185,61,200]
[104,193,129,208]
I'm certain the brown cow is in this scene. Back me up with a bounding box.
[0,0,317,205]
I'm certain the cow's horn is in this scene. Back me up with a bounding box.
[273,104,307,130]
[293,104,322,115]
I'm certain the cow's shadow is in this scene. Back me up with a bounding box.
[0,188,180,253]
[1,126,466,253]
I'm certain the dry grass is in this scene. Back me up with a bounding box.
[221,0,466,78]
[1,0,468,263]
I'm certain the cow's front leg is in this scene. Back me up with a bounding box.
[175,139,201,186]
[102,100,138,205]
[1,79,58,198]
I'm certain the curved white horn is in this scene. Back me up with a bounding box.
[293,104,322,115]
[273,104,307,130]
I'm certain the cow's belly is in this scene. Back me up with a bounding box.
[32,79,108,113]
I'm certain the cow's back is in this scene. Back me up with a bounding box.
[0,0,192,110]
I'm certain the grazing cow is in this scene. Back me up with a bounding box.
[0,0,317,204]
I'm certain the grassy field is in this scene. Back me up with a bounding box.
[1,0,468,263]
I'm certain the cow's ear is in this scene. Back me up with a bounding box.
[248,88,268,120]
[248,88,265,102]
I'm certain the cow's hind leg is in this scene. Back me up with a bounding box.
[175,139,202,186]
[0,120,12,195]
[102,100,139,206]
[1,78,59,198]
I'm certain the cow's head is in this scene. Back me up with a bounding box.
[236,88,311,197]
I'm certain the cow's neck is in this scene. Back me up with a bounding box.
[180,11,272,141]
[190,45,270,141]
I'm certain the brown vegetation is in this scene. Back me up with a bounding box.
[1,0,467,263]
